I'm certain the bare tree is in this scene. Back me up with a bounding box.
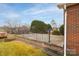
[51,20,58,31]
[4,19,30,34]
[4,19,20,34]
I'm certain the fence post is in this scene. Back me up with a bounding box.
[48,30,50,44]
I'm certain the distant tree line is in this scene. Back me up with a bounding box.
[1,19,64,35]
[30,20,64,35]
[3,19,30,34]
[3,25,29,34]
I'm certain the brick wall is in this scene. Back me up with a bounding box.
[67,4,79,55]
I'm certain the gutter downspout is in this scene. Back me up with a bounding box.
[57,4,67,55]
[64,4,67,56]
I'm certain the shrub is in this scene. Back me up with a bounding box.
[52,30,60,35]
[59,25,64,35]
[0,41,47,56]
[30,20,52,34]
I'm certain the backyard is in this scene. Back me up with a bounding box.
[0,34,64,56]
[0,3,64,56]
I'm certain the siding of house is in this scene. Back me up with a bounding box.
[67,4,79,55]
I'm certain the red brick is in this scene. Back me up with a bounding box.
[67,4,79,55]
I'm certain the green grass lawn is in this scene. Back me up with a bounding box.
[0,41,47,56]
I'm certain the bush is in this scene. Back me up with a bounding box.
[52,30,60,35]
[0,41,47,56]
[59,25,64,35]
[30,20,52,33]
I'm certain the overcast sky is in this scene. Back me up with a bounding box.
[0,3,63,27]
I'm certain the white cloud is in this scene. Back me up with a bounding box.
[22,6,63,16]
[0,3,63,27]
[0,4,62,20]
[2,12,20,19]
[0,4,21,20]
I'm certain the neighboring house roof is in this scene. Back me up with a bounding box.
[58,3,77,9]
